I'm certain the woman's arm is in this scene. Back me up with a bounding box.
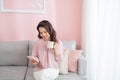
[30,41,39,65]
[27,56,39,65]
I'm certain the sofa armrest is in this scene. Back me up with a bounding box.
[78,55,87,78]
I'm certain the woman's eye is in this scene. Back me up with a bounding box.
[40,32,42,34]
[44,31,47,33]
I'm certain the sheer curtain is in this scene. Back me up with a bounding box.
[82,0,120,80]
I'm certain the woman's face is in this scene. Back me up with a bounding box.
[39,27,50,41]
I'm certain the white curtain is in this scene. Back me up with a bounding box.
[82,0,120,80]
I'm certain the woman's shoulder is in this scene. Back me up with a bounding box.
[34,39,44,44]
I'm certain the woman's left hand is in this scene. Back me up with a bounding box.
[53,42,60,57]
[53,42,58,50]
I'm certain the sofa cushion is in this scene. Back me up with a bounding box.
[0,41,28,66]
[62,40,76,50]
[59,49,69,74]
[78,55,87,76]
[0,66,27,80]
[68,50,83,73]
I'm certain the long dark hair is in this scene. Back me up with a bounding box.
[37,20,58,42]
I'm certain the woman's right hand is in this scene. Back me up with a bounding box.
[27,56,39,65]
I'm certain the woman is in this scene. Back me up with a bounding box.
[28,20,63,80]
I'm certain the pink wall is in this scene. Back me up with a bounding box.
[55,0,82,49]
[0,0,82,49]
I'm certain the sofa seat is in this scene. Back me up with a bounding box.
[25,67,34,80]
[0,66,27,80]
[56,72,80,80]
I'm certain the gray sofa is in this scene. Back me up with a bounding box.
[0,40,86,80]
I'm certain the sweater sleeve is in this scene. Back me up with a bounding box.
[32,41,39,57]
